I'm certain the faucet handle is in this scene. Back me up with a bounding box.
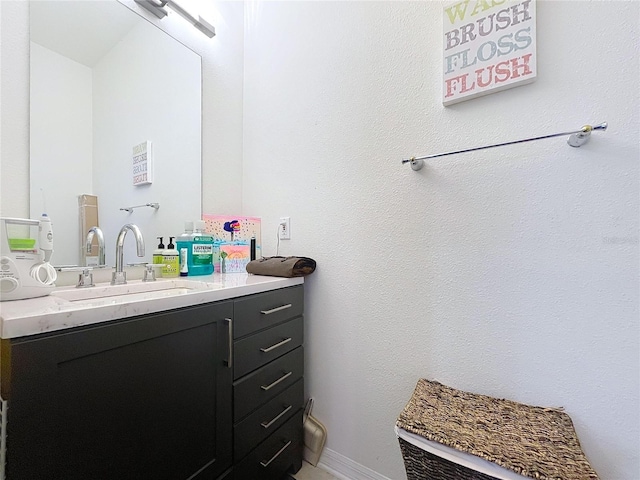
[76,268,95,288]
[143,264,156,282]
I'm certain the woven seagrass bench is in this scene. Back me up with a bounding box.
[396,379,599,480]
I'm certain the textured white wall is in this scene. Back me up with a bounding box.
[242,1,639,479]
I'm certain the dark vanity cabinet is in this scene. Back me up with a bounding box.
[2,301,233,480]
[0,285,304,480]
[232,286,305,479]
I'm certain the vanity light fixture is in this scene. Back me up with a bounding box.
[134,0,215,38]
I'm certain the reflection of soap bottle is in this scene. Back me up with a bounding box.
[162,237,179,278]
[153,237,165,277]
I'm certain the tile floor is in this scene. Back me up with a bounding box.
[292,461,340,480]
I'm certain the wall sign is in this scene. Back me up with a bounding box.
[443,0,536,106]
[132,141,153,186]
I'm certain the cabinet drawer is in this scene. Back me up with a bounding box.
[234,347,304,421]
[232,411,303,480]
[234,286,303,339]
[234,378,304,461]
[234,316,303,380]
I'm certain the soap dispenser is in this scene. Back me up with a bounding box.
[153,237,165,277]
[162,237,179,278]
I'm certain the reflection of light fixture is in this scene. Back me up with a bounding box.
[134,0,215,38]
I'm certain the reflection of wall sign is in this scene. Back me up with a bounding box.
[132,141,153,186]
[443,0,536,106]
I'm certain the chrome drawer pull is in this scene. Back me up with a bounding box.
[261,405,293,429]
[260,371,292,391]
[225,318,233,368]
[260,440,292,468]
[260,304,292,315]
[260,337,292,353]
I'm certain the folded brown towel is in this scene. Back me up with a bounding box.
[246,256,316,278]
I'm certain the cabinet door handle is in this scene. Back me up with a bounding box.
[260,337,292,353]
[225,318,233,368]
[260,371,292,391]
[260,304,292,315]
[260,405,293,429]
[260,440,292,468]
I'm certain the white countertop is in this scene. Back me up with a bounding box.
[0,274,303,339]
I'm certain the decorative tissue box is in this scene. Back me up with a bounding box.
[203,214,261,272]
[219,243,251,273]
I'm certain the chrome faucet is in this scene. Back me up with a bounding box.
[86,226,106,266]
[111,224,145,285]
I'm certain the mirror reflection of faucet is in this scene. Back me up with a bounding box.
[112,224,145,286]
[85,226,105,267]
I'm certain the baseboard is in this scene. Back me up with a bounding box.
[316,448,393,480]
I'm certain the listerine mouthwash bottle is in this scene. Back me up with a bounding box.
[190,220,214,275]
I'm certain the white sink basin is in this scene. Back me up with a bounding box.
[51,279,220,307]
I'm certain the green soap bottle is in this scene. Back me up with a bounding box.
[162,237,180,278]
[153,237,165,277]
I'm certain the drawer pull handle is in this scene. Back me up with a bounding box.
[260,304,292,315]
[225,318,233,368]
[260,337,292,353]
[260,440,292,468]
[261,405,293,429]
[261,371,292,391]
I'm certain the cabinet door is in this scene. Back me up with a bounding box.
[5,301,233,480]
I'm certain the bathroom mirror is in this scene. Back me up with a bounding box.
[30,0,202,267]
